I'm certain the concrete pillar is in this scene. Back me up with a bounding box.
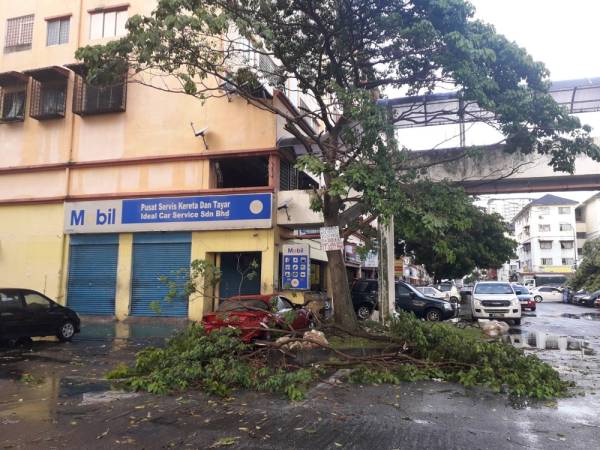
[189,232,211,321]
[377,217,396,324]
[261,229,278,294]
[115,233,133,320]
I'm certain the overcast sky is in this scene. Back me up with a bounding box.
[470,1,599,204]
[471,0,600,81]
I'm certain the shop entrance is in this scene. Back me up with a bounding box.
[219,252,262,299]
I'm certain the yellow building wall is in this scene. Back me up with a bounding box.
[0,204,65,300]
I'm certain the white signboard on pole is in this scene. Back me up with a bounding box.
[320,226,343,251]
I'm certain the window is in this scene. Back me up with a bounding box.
[560,241,574,250]
[4,15,34,53]
[539,240,553,250]
[539,224,551,232]
[577,232,587,239]
[24,292,52,310]
[28,68,70,120]
[47,17,70,46]
[559,207,571,215]
[90,9,127,39]
[72,69,127,116]
[214,156,269,188]
[1,90,27,122]
[541,258,553,266]
[562,258,575,266]
[0,291,23,311]
[560,223,573,232]
[537,207,550,215]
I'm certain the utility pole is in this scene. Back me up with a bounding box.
[377,217,396,324]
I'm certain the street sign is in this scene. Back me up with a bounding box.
[281,244,310,290]
[320,226,343,251]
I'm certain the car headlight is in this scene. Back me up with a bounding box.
[583,296,591,300]
[473,299,481,307]
[512,299,520,306]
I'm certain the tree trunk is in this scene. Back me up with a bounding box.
[323,192,359,331]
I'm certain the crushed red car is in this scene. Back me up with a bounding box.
[201,294,313,342]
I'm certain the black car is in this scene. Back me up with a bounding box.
[0,289,80,342]
[395,281,457,321]
[351,279,379,320]
[576,290,600,307]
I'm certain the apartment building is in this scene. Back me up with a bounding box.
[574,193,600,257]
[486,197,534,223]
[512,194,578,274]
[0,1,334,320]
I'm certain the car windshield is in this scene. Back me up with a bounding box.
[474,283,513,295]
[218,299,270,312]
[514,286,529,294]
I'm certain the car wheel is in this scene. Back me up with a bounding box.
[356,305,373,320]
[514,318,522,326]
[425,308,442,322]
[534,295,543,303]
[57,321,75,342]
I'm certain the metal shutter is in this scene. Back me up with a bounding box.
[130,233,191,317]
[66,234,118,315]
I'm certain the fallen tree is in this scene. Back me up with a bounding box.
[107,312,572,401]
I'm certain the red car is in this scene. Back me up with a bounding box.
[202,294,313,342]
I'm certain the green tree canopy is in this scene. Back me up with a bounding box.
[395,184,516,281]
[76,0,599,328]
[569,239,600,293]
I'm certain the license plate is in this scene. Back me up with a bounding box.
[490,313,504,318]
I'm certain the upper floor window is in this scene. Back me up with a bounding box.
[558,207,571,215]
[559,223,573,232]
[540,258,553,266]
[71,66,127,116]
[4,15,34,53]
[47,17,70,46]
[27,67,70,120]
[89,8,127,40]
[539,240,553,250]
[0,72,29,123]
[539,224,551,232]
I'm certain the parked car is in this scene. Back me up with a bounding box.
[434,283,460,302]
[395,281,457,321]
[415,286,446,300]
[471,281,522,325]
[572,289,590,305]
[512,284,536,312]
[201,294,313,342]
[576,290,600,308]
[0,288,80,343]
[351,279,379,320]
[530,286,563,303]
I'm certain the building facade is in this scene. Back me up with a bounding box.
[0,1,335,320]
[512,195,578,275]
[486,197,534,223]
[574,193,600,258]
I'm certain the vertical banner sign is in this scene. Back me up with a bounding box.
[281,244,310,290]
[319,226,344,251]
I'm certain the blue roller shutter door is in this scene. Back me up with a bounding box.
[131,232,191,317]
[66,234,118,315]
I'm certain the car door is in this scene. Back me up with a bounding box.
[22,291,58,337]
[395,283,414,312]
[0,290,28,339]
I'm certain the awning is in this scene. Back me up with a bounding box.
[64,63,87,76]
[23,66,70,82]
[0,71,29,87]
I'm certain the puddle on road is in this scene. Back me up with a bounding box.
[560,312,600,321]
[504,332,594,355]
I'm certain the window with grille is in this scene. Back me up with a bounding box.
[30,81,67,120]
[47,17,70,46]
[72,72,127,116]
[1,90,27,122]
[539,240,553,250]
[560,241,574,250]
[539,224,551,232]
[89,9,128,39]
[4,15,34,53]
[559,223,573,231]
[541,258,553,266]
[558,207,571,215]
[562,258,574,266]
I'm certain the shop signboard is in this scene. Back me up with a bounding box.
[281,244,310,290]
[64,193,272,233]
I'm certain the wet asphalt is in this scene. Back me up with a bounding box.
[1,302,599,449]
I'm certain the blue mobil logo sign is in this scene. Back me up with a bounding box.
[281,244,310,290]
[64,193,272,234]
